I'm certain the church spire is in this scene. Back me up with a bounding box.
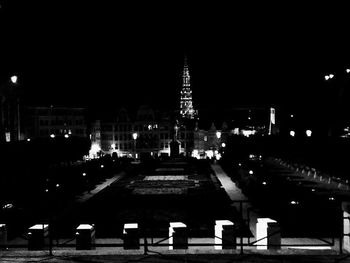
[180,56,197,119]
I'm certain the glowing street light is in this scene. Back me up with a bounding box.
[325,73,335,81]
[27,138,31,142]
[111,143,116,149]
[132,132,138,158]
[249,170,254,175]
[82,172,86,177]
[346,69,350,74]
[50,134,55,138]
[216,131,221,139]
[306,129,312,137]
[289,130,295,137]
[10,75,18,84]
[221,142,226,148]
[56,184,60,188]
[100,165,104,168]
[64,134,69,138]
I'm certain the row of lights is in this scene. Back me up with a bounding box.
[324,68,350,81]
[50,134,70,138]
[289,130,312,137]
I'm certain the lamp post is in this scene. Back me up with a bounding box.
[0,75,20,142]
[215,131,221,160]
[10,76,21,141]
[132,132,138,159]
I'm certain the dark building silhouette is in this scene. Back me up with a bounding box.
[24,106,87,139]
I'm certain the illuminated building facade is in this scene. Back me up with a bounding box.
[24,106,87,139]
[192,107,277,159]
[180,57,197,120]
[90,106,194,158]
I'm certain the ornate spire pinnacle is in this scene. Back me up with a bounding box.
[180,56,197,119]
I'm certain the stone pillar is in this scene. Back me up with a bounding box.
[28,224,49,250]
[76,224,95,250]
[169,222,187,250]
[256,218,281,250]
[123,223,139,249]
[342,202,350,252]
[214,220,235,249]
[0,224,7,249]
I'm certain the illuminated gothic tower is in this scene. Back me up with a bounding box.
[180,57,197,119]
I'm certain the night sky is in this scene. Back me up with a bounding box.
[1,2,350,118]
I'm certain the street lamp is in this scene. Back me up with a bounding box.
[132,132,138,158]
[216,131,221,139]
[50,134,55,138]
[306,129,312,137]
[346,69,350,74]
[290,130,295,137]
[10,75,18,84]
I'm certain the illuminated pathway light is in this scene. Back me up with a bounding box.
[249,170,254,175]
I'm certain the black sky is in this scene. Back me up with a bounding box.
[1,2,350,117]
